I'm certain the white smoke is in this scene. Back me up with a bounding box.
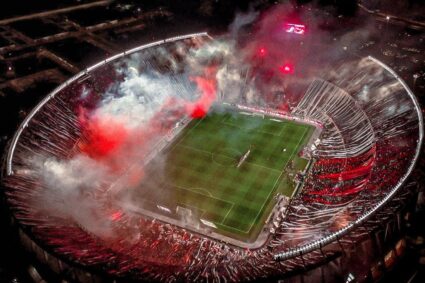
[31,155,116,238]
[97,74,177,129]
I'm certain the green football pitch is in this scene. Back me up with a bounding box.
[137,109,314,242]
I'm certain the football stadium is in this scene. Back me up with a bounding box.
[1,29,423,282]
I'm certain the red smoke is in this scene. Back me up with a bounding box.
[79,112,129,159]
[77,109,149,187]
[187,66,217,119]
[77,95,188,187]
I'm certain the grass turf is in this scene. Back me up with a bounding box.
[137,109,314,242]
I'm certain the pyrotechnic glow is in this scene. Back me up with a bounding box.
[110,211,123,221]
[279,63,294,74]
[259,47,267,56]
[284,23,306,34]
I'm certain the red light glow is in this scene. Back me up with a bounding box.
[259,47,266,56]
[279,63,294,74]
[110,211,123,221]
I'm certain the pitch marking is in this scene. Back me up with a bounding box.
[220,203,234,224]
[244,126,309,233]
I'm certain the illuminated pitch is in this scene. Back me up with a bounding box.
[121,105,315,246]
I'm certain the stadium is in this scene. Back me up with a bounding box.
[1,29,423,283]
